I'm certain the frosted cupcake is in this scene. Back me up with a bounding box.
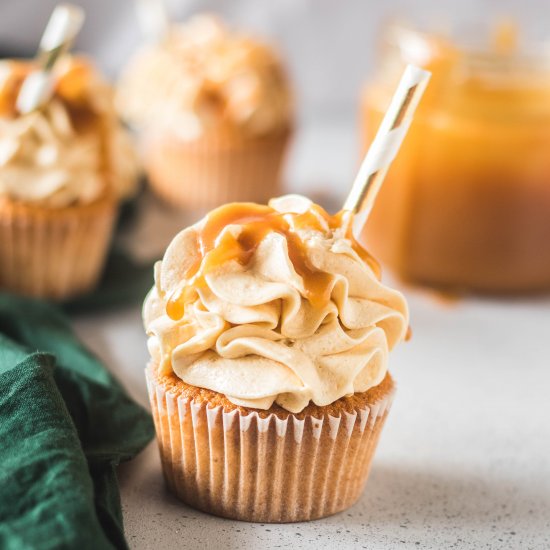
[0,57,140,300]
[143,194,408,522]
[116,14,292,209]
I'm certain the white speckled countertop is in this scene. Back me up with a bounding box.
[73,119,550,550]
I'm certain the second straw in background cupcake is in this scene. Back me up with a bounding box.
[116,13,293,210]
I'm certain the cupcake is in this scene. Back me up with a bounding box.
[116,14,292,209]
[143,194,408,522]
[0,56,140,300]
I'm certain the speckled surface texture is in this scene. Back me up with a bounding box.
[72,123,550,549]
[75,290,550,550]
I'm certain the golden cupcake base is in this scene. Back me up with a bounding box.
[0,192,116,301]
[143,129,291,210]
[146,363,394,523]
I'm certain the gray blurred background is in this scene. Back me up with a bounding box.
[1,0,548,199]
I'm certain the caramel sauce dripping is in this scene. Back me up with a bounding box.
[166,202,381,321]
[0,58,111,192]
[0,61,29,118]
[0,59,100,132]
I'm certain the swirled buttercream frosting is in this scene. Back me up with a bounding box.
[143,195,408,413]
[116,14,292,139]
[0,57,139,206]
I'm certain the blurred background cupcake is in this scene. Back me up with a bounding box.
[116,14,293,210]
[0,54,140,300]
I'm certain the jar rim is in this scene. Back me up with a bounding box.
[385,22,550,73]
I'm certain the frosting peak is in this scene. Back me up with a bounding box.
[143,195,408,413]
[166,199,354,319]
[116,14,292,138]
[0,98,106,207]
[0,58,139,206]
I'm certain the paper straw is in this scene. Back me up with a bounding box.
[135,0,170,41]
[16,4,85,114]
[344,64,431,236]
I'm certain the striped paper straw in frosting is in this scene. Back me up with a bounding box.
[344,64,431,236]
[16,4,85,114]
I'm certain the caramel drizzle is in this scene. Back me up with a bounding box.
[0,59,111,193]
[166,202,380,321]
[0,59,99,131]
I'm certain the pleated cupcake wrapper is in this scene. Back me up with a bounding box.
[143,129,291,209]
[146,366,395,523]
[0,195,116,300]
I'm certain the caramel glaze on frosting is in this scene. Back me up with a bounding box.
[143,195,409,413]
[166,200,382,319]
[116,14,292,140]
[0,57,139,207]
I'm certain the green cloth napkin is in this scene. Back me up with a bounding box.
[0,294,154,549]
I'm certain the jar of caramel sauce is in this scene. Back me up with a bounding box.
[361,23,550,293]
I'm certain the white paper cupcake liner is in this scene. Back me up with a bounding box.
[146,365,395,523]
[143,129,291,209]
[0,193,116,300]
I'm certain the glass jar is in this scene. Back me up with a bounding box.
[361,23,550,293]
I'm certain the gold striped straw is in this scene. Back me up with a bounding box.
[16,4,85,114]
[344,64,431,237]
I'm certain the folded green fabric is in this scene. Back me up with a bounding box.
[0,294,154,550]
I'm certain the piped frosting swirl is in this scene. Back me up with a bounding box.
[116,14,292,140]
[144,195,408,413]
[0,57,139,207]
